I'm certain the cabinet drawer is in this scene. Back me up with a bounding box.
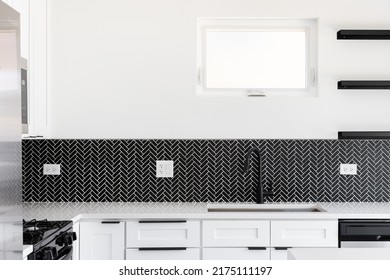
[126,248,200,260]
[126,220,200,247]
[203,247,270,260]
[271,220,338,247]
[270,248,289,260]
[203,220,270,247]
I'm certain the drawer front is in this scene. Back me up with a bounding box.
[270,248,289,260]
[271,220,338,247]
[203,247,270,260]
[203,220,270,247]
[126,248,200,260]
[126,221,200,247]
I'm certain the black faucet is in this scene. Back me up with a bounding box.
[244,147,273,204]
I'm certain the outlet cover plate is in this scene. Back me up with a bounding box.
[43,164,61,175]
[156,160,174,178]
[340,164,357,175]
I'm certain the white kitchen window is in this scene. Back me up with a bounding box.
[197,18,318,97]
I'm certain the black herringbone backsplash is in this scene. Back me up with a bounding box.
[22,139,390,203]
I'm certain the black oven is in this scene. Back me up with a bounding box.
[339,219,390,248]
[23,219,77,260]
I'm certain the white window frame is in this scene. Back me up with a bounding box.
[196,18,318,97]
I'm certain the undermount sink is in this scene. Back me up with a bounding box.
[207,203,326,213]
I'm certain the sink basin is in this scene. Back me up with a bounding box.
[207,204,326,213]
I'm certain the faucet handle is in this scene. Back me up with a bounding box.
[264,191,274,197]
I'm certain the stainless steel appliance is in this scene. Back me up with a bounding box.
[339,219,390,248]
[23,219,77,260]
[0,1,22,260]
[21,57,28,134]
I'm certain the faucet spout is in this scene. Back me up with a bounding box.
[244,147,273,204]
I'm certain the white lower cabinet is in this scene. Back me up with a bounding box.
[203,220,270,247]
[126,220,200,248]
[4,223,23,252]
[77,218,338,260]
[203,247,270,260]
[126,248,200,260]
[80,221,125,260]
[202,220,270,260]
[0,222,23,260]
[270,248,290,260]
[126,220,201,260]
[269,220,338,260]
[4,251,22,260]
[271,220,338,248]
[72,222,80,260]
[202,219,338,260]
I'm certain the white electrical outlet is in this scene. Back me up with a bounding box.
[156,160,174,178]
[340,164,357,175]
[43,164,61,175]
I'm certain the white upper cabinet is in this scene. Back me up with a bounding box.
[7,0,48,137]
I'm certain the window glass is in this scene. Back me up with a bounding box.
[206,30,306,89]
[197,18,317,97]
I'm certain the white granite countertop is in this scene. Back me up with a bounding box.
[23,202,390,222]
[287,248,390,260]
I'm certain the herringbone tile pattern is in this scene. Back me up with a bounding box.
[22,139,390,202]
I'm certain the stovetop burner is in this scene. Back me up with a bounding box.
[23,219,70,231]
[23,230,44,245]
[23,219,72,246]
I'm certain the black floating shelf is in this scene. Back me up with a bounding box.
[337,29,390,40]
[339,131,390,140]
[338,80,390,90]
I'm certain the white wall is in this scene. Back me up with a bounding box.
[47,0,390,139]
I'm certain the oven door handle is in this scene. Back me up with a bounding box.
[56,246,73,260]
[377,235,390,241]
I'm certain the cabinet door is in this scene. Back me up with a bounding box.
[80,221,125,260]
[203,247,270,260]
[126,248,200,260]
